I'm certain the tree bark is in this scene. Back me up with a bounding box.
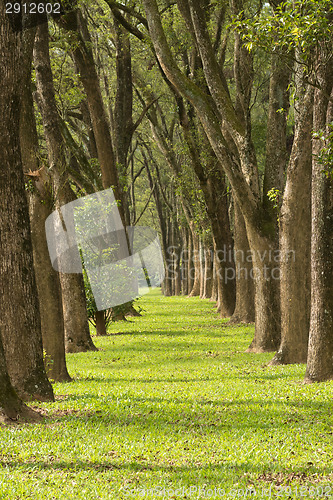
[188,223,200,297]
[203,246,213,299]
[231,201,255,323]
[0,8,54,402]
[0,335,41,423]
[34,22,97,356]
[58,10,124,210]
[305,46,333,383]
[95,311,107,336]
[20,29,72,382]
[271,83,313,365]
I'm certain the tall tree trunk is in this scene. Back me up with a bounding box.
[114,21,133,226]
[20,29,72,382]
[0,9,54,402]
[244,231,281,352]
[271,83,313,365]
[199,240,205,299]
[58,10,123,209]
[305,47,333,383]
[34,23,97,356]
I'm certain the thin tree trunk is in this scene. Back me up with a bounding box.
[181,229,189,295]
[203,246,213,299]
[187,230,194,295]
[189,224,200,297]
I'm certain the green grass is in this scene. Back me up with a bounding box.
[0,289,332,499]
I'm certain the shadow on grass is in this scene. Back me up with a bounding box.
[41,395,333,435]
[2,458,332,481]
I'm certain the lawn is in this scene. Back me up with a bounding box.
[0,289,332,499]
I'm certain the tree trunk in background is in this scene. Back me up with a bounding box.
[231,202,254,323]
[271,83,313,365]
[187,230,194,295]
[0,12,54,402]
[60,270,98,353]
[210,248,218,302]
[20,29,71,382]
[181,229,188,295]
[305,48,333,383]
[114,20,134,226]
[58,10,124,210]
[189,223,200,296]
[203,246,213,299]
[199,240,205,299]
[34,23,97,355]
[95,311,107,336]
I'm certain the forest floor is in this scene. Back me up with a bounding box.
[0,289,332,499]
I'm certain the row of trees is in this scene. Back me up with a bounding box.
[0,0,332,421]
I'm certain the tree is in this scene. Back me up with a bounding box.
[305,36,333,382]
[0,4,54,401]
[33,21,96,356]
[141,0,281,351]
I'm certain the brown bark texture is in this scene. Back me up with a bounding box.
[230,201,255,323]
[271,83,313,365]
[305,46,333,383]
[20,30,72,381]
[0,9,54,402]
[34,23,96,356]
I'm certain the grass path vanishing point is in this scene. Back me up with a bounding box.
[0,289,332,499]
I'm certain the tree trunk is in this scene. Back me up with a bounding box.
[189,224,200,296]
[181,229,189,295]
[245,232,281,352]
[0,336,41,423]
[210,248,218,302]
[199,240,205,299]
[60,272,98,353]
[20,29,72,382]
[58,10,123,208]
[34,23,97,356]
[203,246,213,299]
[305,48,333,383]
[95,311,107,336]
[0,10,54,402]
[271,84,313,365]
[230,201,255,323]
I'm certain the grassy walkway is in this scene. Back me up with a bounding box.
[0,290,332,499]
